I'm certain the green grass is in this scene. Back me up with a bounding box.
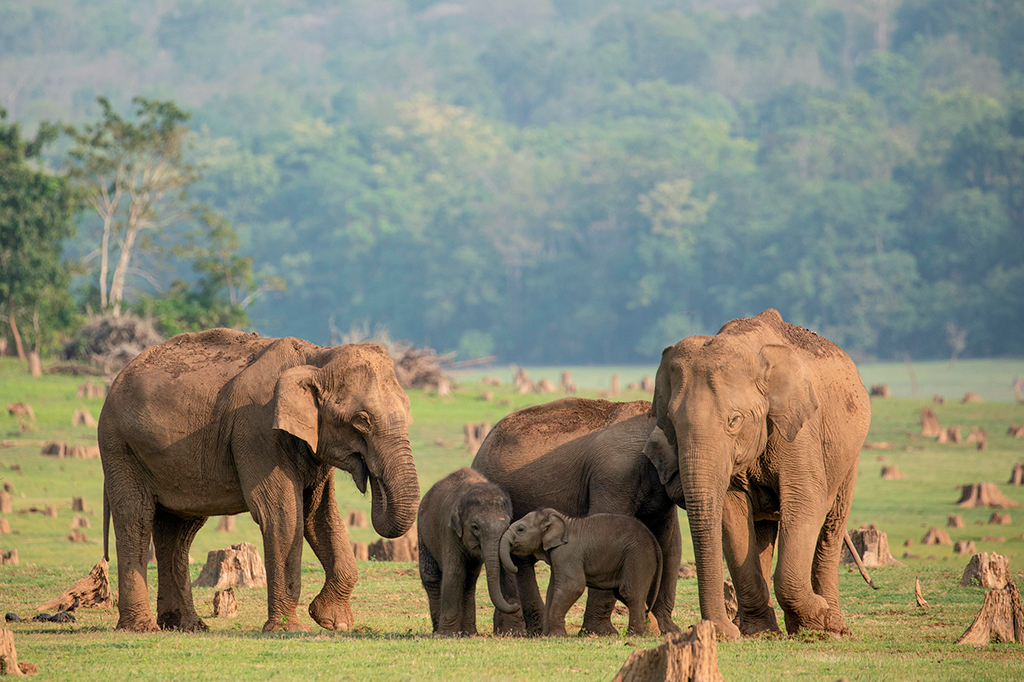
[2,356,1024,680]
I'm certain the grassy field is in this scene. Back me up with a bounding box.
[1,356,1023,680]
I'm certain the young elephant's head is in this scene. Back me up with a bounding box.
[499,508,568,574]
[450,482,519,614]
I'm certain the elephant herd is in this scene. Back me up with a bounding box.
[98,309,871,641]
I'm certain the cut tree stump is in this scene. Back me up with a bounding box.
[641,376,655,393]
[212,588,237,618]
[39,442,66,458]
[435,377,450,398]
[961,392,983,404]
[842,525,904,567]
[216,516,236,532]
[948,514,966,528]
[0,628,28,676]
[76,382,106,398]
[367,525,417,562]
[0,491,11,514]
[933,395,945,405]
[71,497,84,512]
[463,422,491,457]
[956,580,1024,645]
[480,377,501,386]
[610,374,620,395]
[954,540,976,554]
[66,529,88,543]
[957,483,1021,508]
[880,466,904,480]
[611,620,724,682]
[559,371,573,391]
[920,408,941,438]
[43,505,56,518]
[345,511,367,528]
[37,558,114,611]
[869,384,891,398]
[1007,425,1024,438]
[191,542,267,589]
[959,552,1011,589]
[1,550,17,566]
[536,378,555,394]
[915,578,929,607]
[1009,463,1024,485]
[989,512,1012,525]
[480,390,493,402]
[70,515,89,530]
[922,527,953,546]
[965,427,987,451]
[938,425,962,444]
[351,542,369,561]
[0,519,10,534]
[71,409,96,427]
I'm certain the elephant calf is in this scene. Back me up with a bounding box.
[418,468,520,635]
[501,508,662,637]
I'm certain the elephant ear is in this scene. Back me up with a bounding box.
[448,507,463,539]
[541,511,568,551]
[643,426,683,504]
[759,345,819,442]
[273,365,320,454]
[651,345,678,446]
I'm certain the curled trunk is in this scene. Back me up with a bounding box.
[485,541,519,614]
[367,434,419,539]
[500,530,518,574]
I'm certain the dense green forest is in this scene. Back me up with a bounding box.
[1,0,1022,363]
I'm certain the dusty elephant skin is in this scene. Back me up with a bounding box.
[417,468,519,636]
[472,398,681,636]
[649,308,870,640]
[500,508,662,637]
[99,328,419,633]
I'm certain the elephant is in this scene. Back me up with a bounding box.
[417,467,520,636]
[472,398,681,636]
[98,328,419,633]
[500,508,662,637]
[648,308,870,640]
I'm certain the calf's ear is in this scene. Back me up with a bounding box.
[541,512,568,551]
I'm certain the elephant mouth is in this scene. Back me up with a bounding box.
[351,456,369,494]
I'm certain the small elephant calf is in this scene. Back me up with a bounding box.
[500,508,662,636]
[418,468,520,636]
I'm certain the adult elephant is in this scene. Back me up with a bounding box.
[99,328,419,633]
[647,309,870,640]
[472,398,682,636]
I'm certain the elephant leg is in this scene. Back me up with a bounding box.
[722,490,779,635]
[515,560,546,636]
[775,482,830,635]
[579,590,618,636]
[436,558,469,636]
[614,584,649,636]
[649,510,682,634]
[754,519,778,606]
[303,472,356,632]
[459,562,481,636]
[811,466,857,635]
[493,558,526,636]
[153,507,207,632]
[543,567,585,637]
[420,544,443,633]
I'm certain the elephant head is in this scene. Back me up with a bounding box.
[500,508,568,574]
[450,483,520,614]
[272,343,419,539]
[648,335,818,639]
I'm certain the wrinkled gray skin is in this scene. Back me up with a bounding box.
[99,329,419,633]
[417,468,520,636]
[501,509,662,637]
[649,309,870,640]
[472,398,681,636]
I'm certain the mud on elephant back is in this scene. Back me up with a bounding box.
[647,309,870,640]
[99,328,419,633]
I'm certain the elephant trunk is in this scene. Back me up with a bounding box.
[484,537,520,614]
[367,429,419,539]
[499,528,518,575]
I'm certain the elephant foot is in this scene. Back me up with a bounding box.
[157,609,209,633]
[116,616,160,633]
[309,594,353,632]
[712,618,742,641]
[739,607,781,636]
[263,615,311,633]
[578,619,618,637]
[650,612,682,635]
[782,595,847,636]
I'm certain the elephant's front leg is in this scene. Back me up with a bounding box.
[543,565,585,637]
[436,558,470,636]
[648,510,682,634]
[153,507,208,631]
[721,490,779,636]
[303,473,356,631]
[458,562,481,635]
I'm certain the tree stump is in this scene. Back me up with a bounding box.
[517,379,536,394]
[869,384,890,398]
[0,519,10,534]
[435,377,450,398]
[70,515,89,530]
[6,403,35,432]
[351,542,369,561]
[961,391,982,404]
[480,377,501,386]
[39,442,66,458]
[0,550,17,566]
[959,552,1011,589]
[948,514,965,528]
[43,505,56,518]
[933,395,945,405]
[71,497,85,513]
[1009,463,1024,485]
[368,525,417,562]
[191,542,267,589]
[915,578,929,607]
[463,422,491,456]
[842,525,903,567]
[920,408,941,438]
[989,512,1012,525]
[0,491,11,514]
[345,511,368,528]
[76,382,107,398]
[921,527,952,545]
[480,390,493,402]
[559,371,573,391]
[957,483,1021,508]
[27,352,41,378]
[0,628,28,676]
[1007,425,1024,438]
[954,540,976,554]
[611,620,724,682]
[512,368,529,390]
[536,378,555,394]
[67,445,99,459]
[956,580,1024,645]
[610,374,620,395]
[938,425,962,444]
[37,558,114,610]
[880,466,904,480]
[212,588,237,618]
[216,516,236,532]
[641,376,655,393]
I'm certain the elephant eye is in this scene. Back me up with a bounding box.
[728,413,743,429]
[471,523,479,532]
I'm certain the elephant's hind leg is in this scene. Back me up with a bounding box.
[304,473,356,632]
[811,466,857,635]
[153,507,208,632]
[579,590,618,636]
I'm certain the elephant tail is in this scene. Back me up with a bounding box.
[646,538,663,615]
[103,483,110,562]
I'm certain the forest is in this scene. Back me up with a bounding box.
[1,0,1022,364]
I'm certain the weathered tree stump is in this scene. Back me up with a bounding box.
[345,511,368,528]
[435,377,450,398]
[964,427,987,450]
[961,391,983,404]
[920,408,941,438]
[948,514,965,528]
[0,550,17,566]
[880,466,904,480]
[0,491,11,514]
[43,505,56,518]
[641,375,655,393]
[480,376,501,386]
[66,529,88,543]
[216,516,236,532]
[39,442,66,458]
[0,519,10,534]
[367,525,418,562]
[1009,463,1024,485]
[67,445,99,459]
[610,374,620,395]
[954,540,976,554]
[191,542,267,589]
[989,512,1012,525]
[915,578,929,607]
[0,627,29,676]
[351,541,369,561]
[512,368,530,390]
[479,390,493,402]
[71,409,96,427]
[957,483,1021,508]
[956,580,1024,645]
[517,379,536,394]
[537,378,557,394]
[70,515,89,530]
[922,527,953,546]
[960,552,1011,589]
[559,371,573,391]
[869,384,890,398]
[6,403,35,432]
[37,558,114,610]
[76,382,107,398]
[463,422,491,456]
[212,588,237,618]
[842,525,904,567]
[612,620,724,682]
[933,395,945,405]
[1008,425,1024,438]
[71,497,85,513]
[938,425,962,444]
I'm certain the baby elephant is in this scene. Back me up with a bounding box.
[501,508,662,636]
[418,468,520,635]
